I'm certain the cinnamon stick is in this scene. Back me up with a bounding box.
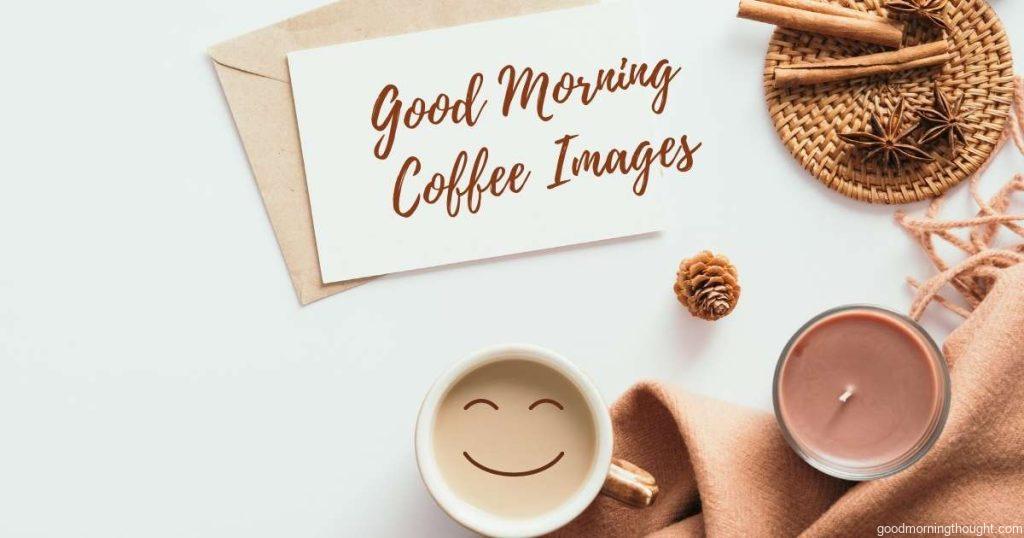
[738,0,904,48]
[773,41,950,88]
[756,0,897,23]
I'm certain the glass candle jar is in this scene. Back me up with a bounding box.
[773,305,951,480]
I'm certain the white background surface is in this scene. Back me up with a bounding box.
[1,1,1021,536]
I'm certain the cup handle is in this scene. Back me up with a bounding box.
[600,458,659,507]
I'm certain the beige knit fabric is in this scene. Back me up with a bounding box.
[552,264,1024,536]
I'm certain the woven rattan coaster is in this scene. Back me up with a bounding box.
[764,0,1014,204]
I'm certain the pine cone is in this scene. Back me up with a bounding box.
[674,251,741,321]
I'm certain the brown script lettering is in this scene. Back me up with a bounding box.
[392,148,531,218]
[499,58,681,121]
[550,134,702,195]
[371,73,487,160]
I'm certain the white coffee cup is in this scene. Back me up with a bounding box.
[415,344,657,538]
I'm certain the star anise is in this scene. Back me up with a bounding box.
[839,97,934,174]
[918,82,974,153]
[885,0,951,32]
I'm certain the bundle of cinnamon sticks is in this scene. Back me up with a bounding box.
[737,0,950,88]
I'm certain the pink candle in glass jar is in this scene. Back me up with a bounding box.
[773,305,950,480]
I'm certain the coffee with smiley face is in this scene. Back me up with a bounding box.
[432,359,598,518]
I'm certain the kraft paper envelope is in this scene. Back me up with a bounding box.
[209,0,592,305]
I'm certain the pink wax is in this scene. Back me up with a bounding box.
[774,306,949,479]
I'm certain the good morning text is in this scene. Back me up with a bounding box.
[369,58,702,218]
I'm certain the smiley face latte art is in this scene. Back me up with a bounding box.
[432,360,597,518]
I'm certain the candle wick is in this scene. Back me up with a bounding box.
[839,387,855,404]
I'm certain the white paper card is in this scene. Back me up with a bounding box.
[289,2,675,283]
